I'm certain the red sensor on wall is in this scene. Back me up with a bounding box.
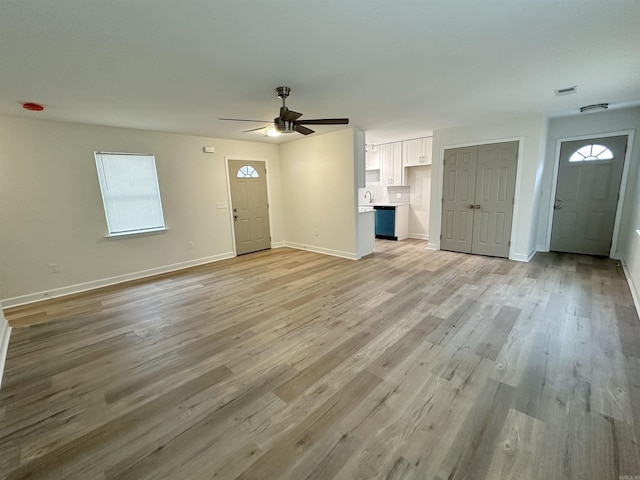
[22,102,44,111]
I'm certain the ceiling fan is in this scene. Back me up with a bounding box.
[219,86,349,136]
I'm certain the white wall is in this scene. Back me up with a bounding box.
[279,128,360,259]
[536,108,640,309]
[0,116,282,305]
[429,114,548,261]
[406,165,431,240]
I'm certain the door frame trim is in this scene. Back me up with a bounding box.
[436,137,524,260]
[224,157,274,257]
[544,130,635,257]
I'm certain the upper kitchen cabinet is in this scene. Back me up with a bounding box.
[365,146,382,184]
[381,142,403,185]
[403,136,433,166]
[366,146,381,170]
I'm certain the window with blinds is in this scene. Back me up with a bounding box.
[94,152,167,236]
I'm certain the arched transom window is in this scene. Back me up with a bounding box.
[237,165,259,178]
[569,144,613,162]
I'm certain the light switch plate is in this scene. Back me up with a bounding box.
[216,202,228,209]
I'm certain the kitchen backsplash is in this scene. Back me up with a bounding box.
[359,185,410,204]
[387,185,410,203]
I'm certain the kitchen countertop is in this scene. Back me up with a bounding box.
[359,203,409,213]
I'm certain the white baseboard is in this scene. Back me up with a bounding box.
[622,262,640,315]
[427,242,439,250]
[0,319,11,392]
[1,252,235,308]
[409,233,429,240]
[536,244,549,252]
[271,241,287,249]
[283,242,359,260]
[509,250,536,262]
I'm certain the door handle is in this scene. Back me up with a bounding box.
[234,214,239,220]
[474,205,481,209]
[554,205,562,210]
[467,204,474,209]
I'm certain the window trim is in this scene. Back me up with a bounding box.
[105,227,169,239]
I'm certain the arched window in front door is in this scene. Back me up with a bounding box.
[236,165,260,178]
[569,144,614,162]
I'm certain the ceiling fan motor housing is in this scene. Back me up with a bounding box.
[274,117,296,133]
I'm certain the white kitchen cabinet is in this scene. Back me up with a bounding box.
[381,142,403,185]
[395,204,409,240]
[365,147,381,171]
[403,136,433,166]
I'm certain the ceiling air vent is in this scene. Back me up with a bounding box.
[554,86,577,96]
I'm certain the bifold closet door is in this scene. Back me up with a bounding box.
[441,141,518,258]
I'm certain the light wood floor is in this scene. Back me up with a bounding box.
[1,240,640,480]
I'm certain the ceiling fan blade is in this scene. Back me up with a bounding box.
[219,117,271,123]
[242,126,270,133]
[296,118,349,125]
[280,108,303,122]
[295,125,315,135]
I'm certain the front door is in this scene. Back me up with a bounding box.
[550,135,627,256]
[228,160,271,255]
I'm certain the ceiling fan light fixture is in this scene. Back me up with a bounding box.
[579,103,609,113]
[265,127,281,137]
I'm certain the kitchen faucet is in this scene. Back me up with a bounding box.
[364,191,373,203]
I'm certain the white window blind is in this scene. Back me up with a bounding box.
[94,152,166,236]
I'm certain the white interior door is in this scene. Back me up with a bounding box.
[228,160,271,255]
[550,135,627,256]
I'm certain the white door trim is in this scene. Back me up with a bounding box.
[224,156,273,257]
[543,130,635,257]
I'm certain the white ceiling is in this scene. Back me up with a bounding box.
[1,0,639,145]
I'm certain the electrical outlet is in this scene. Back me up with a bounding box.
[188,241,194,249]
[313,229,319,237]
[49,263,59,273]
